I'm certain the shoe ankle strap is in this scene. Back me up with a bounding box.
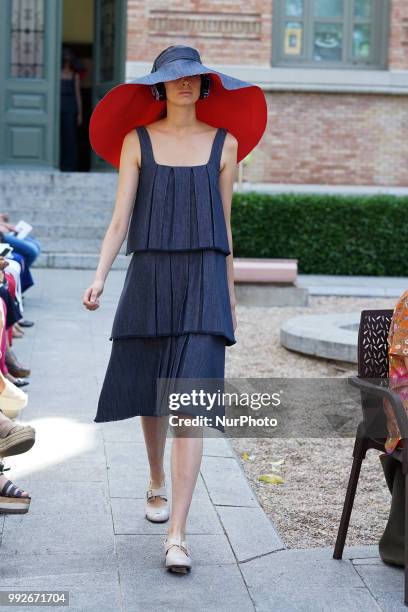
[165,540,189,556]
[146,484,167,501]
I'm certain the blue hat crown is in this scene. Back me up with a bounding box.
[151,46,202,73]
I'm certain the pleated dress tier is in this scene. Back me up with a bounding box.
[94,125,236,430]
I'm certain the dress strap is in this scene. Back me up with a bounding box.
[136,125,154,167]
[209,127,227,170]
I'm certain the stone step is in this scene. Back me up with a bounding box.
[10,222,113,239]
[36,237,126,253]
[0,214,113,229]
[0,173,118,203]
[0,170,117,190]
[1,196,115,210]
[33,251,129,270]
[280,312,358,363]
[0,186,116,202]
[0,170,129,267]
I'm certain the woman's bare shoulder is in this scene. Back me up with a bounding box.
[122,128,141,168]
[223,130,239,166]
[224,130,238,147]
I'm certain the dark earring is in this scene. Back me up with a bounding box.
[199,75,210,99]
[150,83,166,101]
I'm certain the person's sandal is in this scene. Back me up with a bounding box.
[0,460,31,514]
[145,480,169,523]
[7,377,29,388]
[164,535,192,573]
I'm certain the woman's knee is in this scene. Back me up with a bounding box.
[170,412,203,438]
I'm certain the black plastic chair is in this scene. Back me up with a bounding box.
[333,309,408,606]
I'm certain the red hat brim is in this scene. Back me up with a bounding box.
[89,73,267,168]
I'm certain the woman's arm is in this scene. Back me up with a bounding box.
[83,130,141,310]
[219,132,238,330]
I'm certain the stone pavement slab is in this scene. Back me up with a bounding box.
[239,547,382,612]
[298,274,408,298]
[216,506,285,562]
[0,571,122,612]
[0,268,404,611]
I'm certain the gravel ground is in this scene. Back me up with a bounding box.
[227,295,397,549]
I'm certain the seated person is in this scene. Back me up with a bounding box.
[0,213,41,294]
[384,289,408,454]
[0,258,30,386]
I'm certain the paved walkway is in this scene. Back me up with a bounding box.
[298,274,408,297]
[0,269,405,611]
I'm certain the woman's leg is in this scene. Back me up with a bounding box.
[24,236,41,256]
[140,414,168,486]
[167,419,203,539]
[2,235,38,268]
[3,239,35,293]
[4,260,23,315]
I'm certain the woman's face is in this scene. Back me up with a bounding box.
[164,75,202,104]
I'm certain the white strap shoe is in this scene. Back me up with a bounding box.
[145,481,169,523]
[164,535,192,573]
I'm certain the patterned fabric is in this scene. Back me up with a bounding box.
[384,289,408,453]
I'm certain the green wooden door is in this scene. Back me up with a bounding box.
[0,0,62,168]
[91,0,127,171]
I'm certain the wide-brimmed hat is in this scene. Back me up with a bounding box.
[89,45,267,168]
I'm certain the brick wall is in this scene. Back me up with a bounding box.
[126,1,408,186]
[126,0,270,64]
[389,0,408,69]
[257,92,408,186]
[127,0,408,70]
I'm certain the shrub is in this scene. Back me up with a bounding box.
[231,192,407,276]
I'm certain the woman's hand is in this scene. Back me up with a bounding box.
[0,223,14,233]
[83,279,104,310]
[0,257,9,271]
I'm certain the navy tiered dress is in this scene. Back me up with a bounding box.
[94,125,236,428]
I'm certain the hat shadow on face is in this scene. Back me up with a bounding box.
[160,74,206,103]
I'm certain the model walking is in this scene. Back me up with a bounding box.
[84,45,266,572]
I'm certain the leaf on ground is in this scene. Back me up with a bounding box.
[241,451,255,462]
[258,473,284,485]
[270,459,285,472]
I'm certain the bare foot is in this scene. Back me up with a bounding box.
[0,472,30,498]
[12,326,24,338]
